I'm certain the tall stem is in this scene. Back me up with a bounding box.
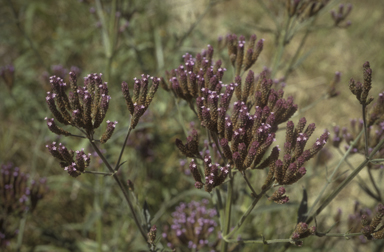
[220,172,234,252]
[89,140,148,243]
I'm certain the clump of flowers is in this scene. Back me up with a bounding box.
[330,4,352,27]
[332,62,384,168]
[0,163,47,248]
[40,65,81,92]
[361,203,384,240]
[290,222,316,246]
[162,199,219,251]
[45,71,159,177]
[169,34,328,197]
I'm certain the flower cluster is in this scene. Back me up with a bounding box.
[162,199,218,251]
[189,157,230,192]
[332,120,384,162]
[264,118,329,188]
[360,204,384,240]
[162,34,264,102]
[171,35,328,195]
[290,222,316,246]
[0,163,47,248]
[121,74,160,129]
[286,0,330,20]
[330,4,352,27]
[46,142,91,177]
[268,186,289,204]
[349,61,373,106]
[41,65,82,91]
[45,72,116,142]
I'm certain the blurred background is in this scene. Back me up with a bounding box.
[1,0,384,251]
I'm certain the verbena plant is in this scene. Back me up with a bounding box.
[2,0,384,251]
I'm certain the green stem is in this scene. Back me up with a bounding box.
[284,20,313,80]
[362,104,369,157]
[223,190,265,240]
[271,14,292,79]
[89,140,148,243]
[216,188,225,230]
[242,171,257,197]
[16,210,28,252]
[114,126,133,171]
[306,134,384,225]
[175,0,215,49]
[367,167,382,201]
[220,172,234,252]
[306,130,364,220]
[370,158,384,163]
[83,170,114,176]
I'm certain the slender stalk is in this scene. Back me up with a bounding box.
[370,158,384,163]
[224,232,363,245]
[367,167,382,201]
[362,104,369,157]
[306,130,364,219]
[220,172,234,252]
[306,135,384,225]
[224,238,292,244]
[223,190,265,240]
[82,170,114,176]
[89,139,148,243]
[216,188,225,230]
[242,171,257,197]
[16,210,28,252]
[114,126,133,171]
[271,15,292,79]
[175,0,215,49]
[336,148,371,192]
[284,22,312,80]
[96,176,103,252]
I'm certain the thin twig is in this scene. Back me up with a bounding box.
[223,189,266,240]
[89,139,148,243]
[306,133,384,225]
[367,168,382,201]
[82,170,114,176]
[242,171,257,197]
[362,104,369,157]
[220,170,234,252]
[175,0,217,49]
[114,125,133,171]
[306,130,364,221]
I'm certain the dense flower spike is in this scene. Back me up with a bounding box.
[271,119,328,186]
[170,35,327,194]
[100,120,118,144]
[175,130,200,158]
[349,61,374,106]
[123,75,160,129]
[46,142,91,177]
[368,92,384,127]
[162,200,218,250]
[268,187,289,204]
[45,72,115,139]
[290,222,316,246]
[359,204,384,240]
[331,4,352,27]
